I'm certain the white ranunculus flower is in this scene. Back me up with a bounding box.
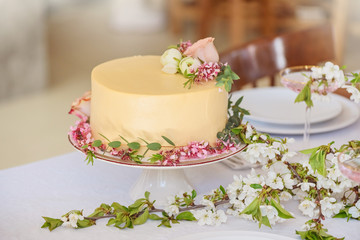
[179,56,201,75]
[162,63,178,74]
[160,48,182,66]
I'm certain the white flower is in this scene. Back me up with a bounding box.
[160,48,182,67]
[164,204,180,217]
[162,63,178,74]
[260,205,278,220]
[245,124,254,139]
[229,198,246,211]
[68,213,83,228]
[311,66,323,79]
[179,56,201,75]
[243,169,265,186]
[299,199,318,217]
[282,173,296,189]
[342,85,360,103]
[200,198,215,210]
[348,201,360,218]
[298,181,315,192]
[281,151,297,162]
[266,171,284,190]
[192,209,214,226]
[320,197,343,218]
[322,61,345,85]
[279,191,292,201]
[227,175,243,200]
[213,210,227,226]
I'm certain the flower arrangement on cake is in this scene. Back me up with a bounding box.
[42,39,360,240]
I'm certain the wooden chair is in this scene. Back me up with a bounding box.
[220,24,335,91]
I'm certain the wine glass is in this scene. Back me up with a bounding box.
[338,150,360,182]
[279,66,340,146]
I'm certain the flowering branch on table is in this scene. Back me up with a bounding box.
[42,139,360,239]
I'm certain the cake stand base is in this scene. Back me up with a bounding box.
[130,168,193,207]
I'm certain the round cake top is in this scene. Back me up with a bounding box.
[91,55,219,95]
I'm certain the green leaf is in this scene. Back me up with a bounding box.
[92,140,102,147]
[81,144,88,149]
[241,198,260,215]
[149,154,164,164]
[149,214,163,220]
[260,216,271,228]
[270,198,294,219]
[250,184,263,189]
[191,189,197,199]
[294,80,313,108]
[133,208,149,225]
[99,133,111,142]
[108,141,121,148]
[128,142,140,150]
[41,217,63,231]
[144,191,150,200]
[147,143,162,151]
[333,211,348,219]
[162,136,175,146]
[77,219,94,228]
[309,150,326,176]
[219,185,226,195]
[158,219,172,228]
[300,146,320,155]
[175,211,196,221]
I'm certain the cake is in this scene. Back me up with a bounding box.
[90,55,228,148]
[69,38,240,163]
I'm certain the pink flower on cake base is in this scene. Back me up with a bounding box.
[184,37,219,63]
[69,91,91,121]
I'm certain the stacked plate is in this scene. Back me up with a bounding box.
[231,87,360,135]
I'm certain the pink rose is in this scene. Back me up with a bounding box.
[184,37,219,63]
[69,91,91,121]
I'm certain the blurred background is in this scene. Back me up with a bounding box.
[0,0,360,169]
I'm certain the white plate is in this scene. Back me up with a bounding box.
[246,94,359,135]
[173,231,296,240]
[231,87,342,125]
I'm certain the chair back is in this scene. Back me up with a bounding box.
[220,24,335,91]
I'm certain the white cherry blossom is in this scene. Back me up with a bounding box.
[213,210,227,226]
[164,204,180,217]
[279,191,292,201]
[349,201,360,218]
[299,199,318,218]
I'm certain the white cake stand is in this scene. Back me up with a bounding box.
[69,136,247,206]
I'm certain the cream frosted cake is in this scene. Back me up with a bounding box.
[90,55,227,148]
[69,38,242,165]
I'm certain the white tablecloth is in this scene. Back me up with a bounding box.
[1,105,360,240]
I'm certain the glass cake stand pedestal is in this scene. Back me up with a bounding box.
[69,136,247,206]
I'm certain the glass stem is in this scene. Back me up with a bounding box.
[303,106,311,144]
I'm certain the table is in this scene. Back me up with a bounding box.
[1,105,360,240]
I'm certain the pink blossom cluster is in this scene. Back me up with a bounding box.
[194,62,221,82]
[159,140,239,166]
[69,120,93,149]
[69,120,239,166]
[178,40,192,54]
[69,120,105,152]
